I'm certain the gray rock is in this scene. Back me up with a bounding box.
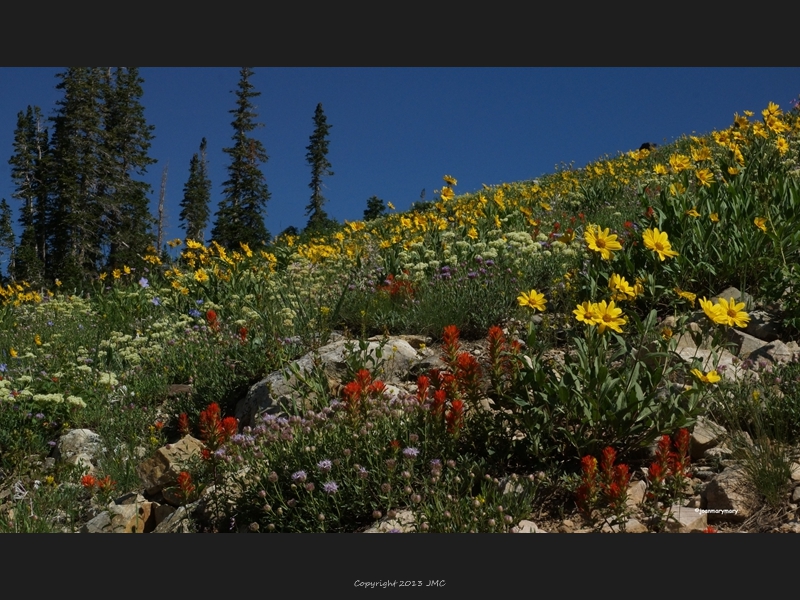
[663,504,708,532]
[55,429,102,472]
[703,465,760,522]
[725,328,769,359]
[136,435,204,496]
[749,340,795,365]
[744,310,782,342]
[236,337,425,427]
[691,417,727,460]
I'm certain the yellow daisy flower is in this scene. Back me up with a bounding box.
[593,300,626,334]
[691,368,721,384]
[642,228,679,261]
[517,289,547,312]
[584,225,622,261]
[715,297,750,328]
[573,301,599,325]
[754,217,768,233]
[685,207,701,218]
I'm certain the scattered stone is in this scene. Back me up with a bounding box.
[363,509,417,533]
[55,429,102,473]
[516,520,547,533]
[691,417,727,460]
[703,465,760,522]
[663,504,707,532]
[137,435,204,496]
[602,518,649,533]
[626,480,647,508]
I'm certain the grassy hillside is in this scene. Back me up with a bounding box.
[2,100,800,532]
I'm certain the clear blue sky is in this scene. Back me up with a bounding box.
[0,67,798,249]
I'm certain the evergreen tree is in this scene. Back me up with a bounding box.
[100,67,157,271]
[0,199,15,282]
[304,103,334,233]
[212,67,270,249]
[363,195,387,221]
[8,106,49,284]
[48,67,106,285]
[180,137,212,243]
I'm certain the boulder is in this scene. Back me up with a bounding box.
[691,417,727,460]
[702,465,760,522]
[136,435,204,496]
[55,429,102,473]
[236,336,426,427]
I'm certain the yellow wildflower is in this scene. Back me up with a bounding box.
[609,273,636,301]
[443,175,457,186]
[517,289,547,312]
[685,207,701,218]
[10,348,18,358]
[674,287,696,306]
[653,164,668,175]
[112,269,121,279]
[643,228,679,261]
[691,368,721,384]
[710,213,719,223]
[669,154,691,173]
[776,137,789,155]
[754,217,768,233]
[593,300,626,334]
[584,225,622,261]
[194,269,209,283]
[695,169,714,188]
[123,265,131,275]
[715,297,750,328]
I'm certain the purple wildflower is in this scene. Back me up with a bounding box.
[291,470,307,482]
[139,277,149,288]
[317,459,332,473]
[151,297,161,306]
[402,447,420,459]
[323,481,339,494]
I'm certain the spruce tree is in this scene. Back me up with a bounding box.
[212,67,270,249]
[363,195,387,221]
[0,199,15,282]
[304,103,334,233]
[48,67,106,285]
[180,138,212,243]
[8,106,49,285]
[100,67,157,271]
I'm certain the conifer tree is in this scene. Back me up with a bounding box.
[304,103,334,233]
[363,195,387,221]
[180,137,212,243]
[48,67,106,285]
[100,67,157,271]
[0,199,15,282]
[212,67,270,249]
[8,105,49,284]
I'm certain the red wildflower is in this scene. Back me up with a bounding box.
[81,474,97,489]
[355,369,372,389]
[154,420,164,430]
[390,439,401,452]
[702,525,718,533]
[455,352,482,401]
[431,389,447,416]
[206,309,219,331]
[238,327,248,343]
[552,221,561,232]
[442,325,461,370]
[178,412,191,436]
[221,416,239,438]
[416,375,430,403]
[177,471,195,501]
[342,380,362,410]
[368,380,386,397]
[446,399,464,434]
[96,476,116,492]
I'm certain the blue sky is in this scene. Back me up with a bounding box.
[0,67,798,252]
